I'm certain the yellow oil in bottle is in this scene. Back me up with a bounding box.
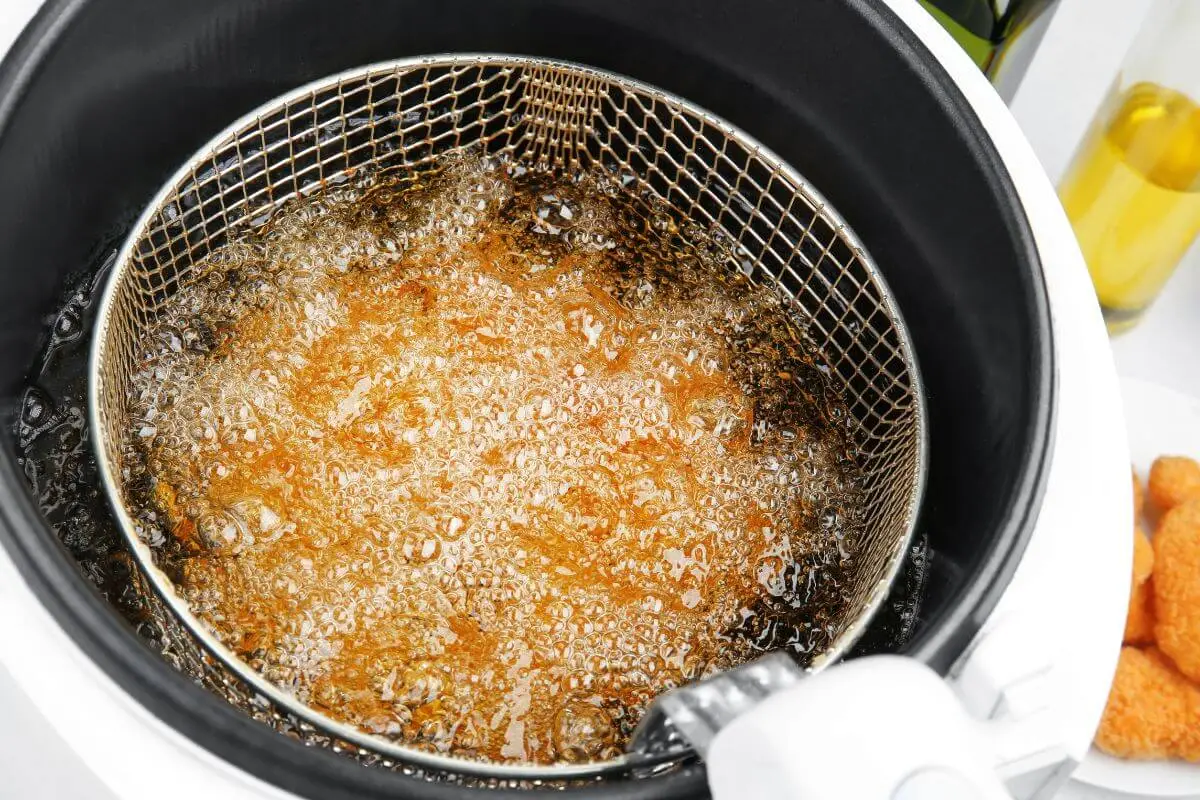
[1060,82,1200,333]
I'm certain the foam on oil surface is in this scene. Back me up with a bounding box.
[118,153,864,765]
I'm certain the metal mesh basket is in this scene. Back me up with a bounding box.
[89,54,925,779]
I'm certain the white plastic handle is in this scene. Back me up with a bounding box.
[705,656,1013,800]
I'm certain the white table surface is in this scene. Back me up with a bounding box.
[0,1,1192,799]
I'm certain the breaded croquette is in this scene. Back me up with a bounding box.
[1095,647,1200,761]
[1153,500,1200,683]
[1134,524,1154,585]
[1124,525,1156,645]
[1125,579,1156,645]
[1148,456,1200,514]
[1134,469,1145,519]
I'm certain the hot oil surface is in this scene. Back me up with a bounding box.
[77,154,864,765]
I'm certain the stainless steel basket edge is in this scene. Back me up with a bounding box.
[87,53,927,780]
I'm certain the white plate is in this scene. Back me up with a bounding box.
[1071,377,1200,798]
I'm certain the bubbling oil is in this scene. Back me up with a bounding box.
[118,152,865,765]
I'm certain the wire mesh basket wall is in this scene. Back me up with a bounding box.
[90,55,925,780]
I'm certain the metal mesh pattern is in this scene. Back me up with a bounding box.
[90,55,925,779]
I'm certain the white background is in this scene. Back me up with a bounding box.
[0,0,1193,797]
[1011,0,1200,402]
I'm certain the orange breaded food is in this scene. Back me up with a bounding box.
[1095,647,1200,761]
[1125,580,1156,645]
[1124,525,1156,645]
[1148,456,1200,513]
[1134,524,1154,585]
[1134,469,1145,519]
[1154,500,1200,683]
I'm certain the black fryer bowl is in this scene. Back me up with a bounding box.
[0,1,1053,798]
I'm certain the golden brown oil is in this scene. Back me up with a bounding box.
[1060,82,1200,332]
[119,153,864,765]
